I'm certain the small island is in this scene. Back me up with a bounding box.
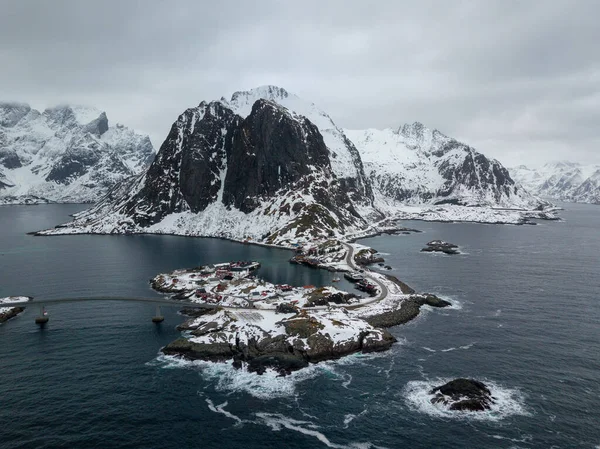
[430,378,496,411]
[153,241,452,375]
[0,296,32,323]
[421,240,460,255]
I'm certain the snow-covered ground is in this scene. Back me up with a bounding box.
[0,296,31,321]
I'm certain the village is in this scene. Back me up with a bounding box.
[150,259,369,311]
[149,238,391,311]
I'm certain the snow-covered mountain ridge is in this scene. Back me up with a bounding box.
[38,86,555,244]
[0,102,155,203]
[345,124,543,211]
[510,162,600,205]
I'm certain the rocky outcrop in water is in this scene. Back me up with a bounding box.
[430,378,495,411]
[363,294,451,328]
[421,240,460,255]
[354,248,385,265]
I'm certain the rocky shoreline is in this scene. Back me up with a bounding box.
[0,296,32,323]
[0,307,25,323]
[363,294,451,328]
[163,308,396,376]
[155,246,452,375]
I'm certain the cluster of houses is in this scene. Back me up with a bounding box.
[344,271,378,296]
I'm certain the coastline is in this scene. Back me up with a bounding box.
[148,238,451,375]
[0,296,32,324]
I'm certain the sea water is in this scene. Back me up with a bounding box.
[1,203,599,448]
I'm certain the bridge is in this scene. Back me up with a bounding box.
[1,296,218,309]
[2,296,219,325]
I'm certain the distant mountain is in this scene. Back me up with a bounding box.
[511,162,600,205]
[0,102,155,203]
[38,86,555,244]
[345,123,544,210]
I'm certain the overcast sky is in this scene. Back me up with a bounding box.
[1,0,598,167]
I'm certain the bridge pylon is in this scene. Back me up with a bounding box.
[35,306,49,326]
[152,305,164,323]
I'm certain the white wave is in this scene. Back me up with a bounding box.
[403,378,530,421]
[343,407,369,429]
[441,295,463,310]
[152,353,386,400]
[422,347,437,353]
[205,398,243,426]
[255,413,386,449]
[440,347,457,352]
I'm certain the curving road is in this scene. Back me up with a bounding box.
[341,242,389,306]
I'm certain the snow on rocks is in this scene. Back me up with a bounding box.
[0,296,31,323]
[511,161,600,205]
[154,250,448,375]
[163,306,396,376]
[0,102,154,204]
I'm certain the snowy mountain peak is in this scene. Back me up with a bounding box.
[396,122,451,154]
[220,85,373,206]
[42,105,105,130]
[0,102,32,127]
[0,103,155,203]
[510,161,600,205]
[230,85,290,106]
[346,123,544,209]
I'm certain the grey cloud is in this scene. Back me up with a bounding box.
[0,0,598,167]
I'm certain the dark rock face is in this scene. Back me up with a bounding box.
[223,100,331,213]
[119,102,239,225]
[0,149,22,169]
[162,338,234,361]
[435,144,515,204]
[430,378,495,411]
[46,140,104,184]
[421,240,460,255]
[103,96,364,235]
[82,112,109,136]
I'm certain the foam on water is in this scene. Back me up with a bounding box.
[255,412,386,449]
[204,398,243,426]
[403,378,530,421]
[153,352,387,400]
[343,407,368,429]
[421,343,475,353]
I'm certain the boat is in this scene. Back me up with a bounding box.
[332,276,340,282]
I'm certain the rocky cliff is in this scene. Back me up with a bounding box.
[38,86,556,242]
[44,88,377,244]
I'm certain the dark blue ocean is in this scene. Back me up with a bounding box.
[1,204,599,449]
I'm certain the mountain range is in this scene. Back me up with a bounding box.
[0,103,154,204]
[35,86,555,244]
[511,162,600,205]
